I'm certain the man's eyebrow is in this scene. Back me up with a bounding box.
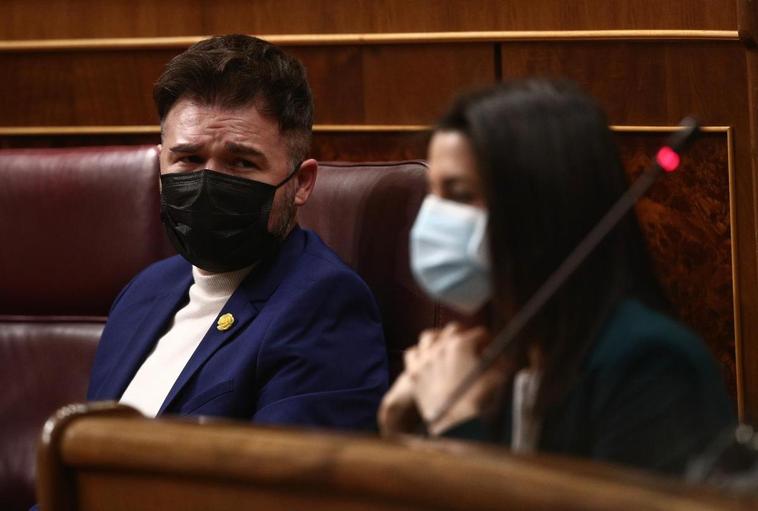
[169,143,202,153]
[226,142,265,158]
[226,142,270,168]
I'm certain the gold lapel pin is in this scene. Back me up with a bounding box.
[216,312,235,331]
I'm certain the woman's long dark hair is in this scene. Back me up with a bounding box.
[437,80,667,415]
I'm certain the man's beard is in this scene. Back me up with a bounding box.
[269,180,297,240]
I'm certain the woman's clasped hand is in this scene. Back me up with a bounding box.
[381,323,508,436]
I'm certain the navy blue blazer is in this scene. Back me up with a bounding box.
[87,226,389,430]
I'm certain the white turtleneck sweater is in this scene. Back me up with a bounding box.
[119,265,252,417]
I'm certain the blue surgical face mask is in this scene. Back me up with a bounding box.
[410,194,492,314]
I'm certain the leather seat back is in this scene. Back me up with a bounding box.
[0,146,171,510]
[300,161,436,376]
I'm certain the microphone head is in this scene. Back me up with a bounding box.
[655,117,700,173]
[666,116,701,154]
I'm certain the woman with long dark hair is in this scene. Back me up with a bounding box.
[379,80,733,474]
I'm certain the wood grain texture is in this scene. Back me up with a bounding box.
[360,44,495,124]
[738,0,758,46]
[37,404,758,511]
[0,0,738,40]
[0,31,741,57]
[0,45,493,126]
[618,132,737,398]
[311,132,430,161]
[75,472,420,511]
[741,40,758,424]
[0,134,160,149]
[0,50,176,125]
[500,41,747,125]
[0,132,430,163]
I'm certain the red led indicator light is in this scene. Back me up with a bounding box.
[656,146,680,173]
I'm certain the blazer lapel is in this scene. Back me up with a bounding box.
[92,268,193,400]
[157,227,308,414]
[156,287,260,414]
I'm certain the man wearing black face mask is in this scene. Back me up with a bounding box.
[85,35,388,429]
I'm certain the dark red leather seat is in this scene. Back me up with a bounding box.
[0,146,171,511]
[0,147,435,510]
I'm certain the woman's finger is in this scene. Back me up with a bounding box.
[418,328,440,350]
[404,346,419,371]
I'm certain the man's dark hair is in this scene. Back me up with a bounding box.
[154,34,313,163]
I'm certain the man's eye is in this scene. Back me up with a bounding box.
[233,159,256,169]
[179,155,204,164]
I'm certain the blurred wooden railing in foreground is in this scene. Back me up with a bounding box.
[36,403,756,511]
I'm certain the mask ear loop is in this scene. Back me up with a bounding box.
[274,160,304,188]
[467,209,490,270]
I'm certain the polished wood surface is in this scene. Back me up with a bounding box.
[501,41,747,124]
[0,44,493,126]
[741,0,758,427]
[0,31,741,54]
[0,0,738,40]
[739,0,758,46]
[0,131,431,161]
[37,403,758,511]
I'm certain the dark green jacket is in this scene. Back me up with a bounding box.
[448,299,734,474]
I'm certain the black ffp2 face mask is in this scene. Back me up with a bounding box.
[160,166,299,273]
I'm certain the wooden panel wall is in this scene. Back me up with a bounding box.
[0,44,494,126]
[619,131,737,396]
[0,0,738,38]
[2,0,757,420]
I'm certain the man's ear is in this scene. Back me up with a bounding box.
[293,159,318,206]
[156,144,163,190]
